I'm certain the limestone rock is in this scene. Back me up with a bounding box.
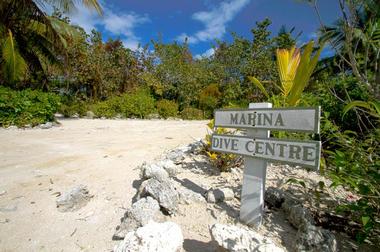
[140,163,169,182]
[207,188,234,203]
[156,159,179,177]
[147,113,160,119]
[265,187,285,208]
[114,197,160,240]
[54,113,64,118]
[295,223,337,252]
[282,199,314,229]
[86,111,95,119]
[177,186,206,204]
[114,221,183,252]
[210,223,284,252]
[56,185,92,212]
[39,122,53,129]
[166,147,188,164]
[139,178,179,214]
[188,139,205,154]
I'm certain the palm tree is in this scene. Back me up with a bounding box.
[0,0,102,87]
[318,0,380,93]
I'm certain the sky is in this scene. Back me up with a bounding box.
[61,0,342,58]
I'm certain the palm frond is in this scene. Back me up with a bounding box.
[45,0,103,15]
[1,30,28,82]
[287,41,323,106]
[48,16,82,43]
[343,101,380,119]
[276,47,300,96]
[248,76,270,99]
[28,32,60,66]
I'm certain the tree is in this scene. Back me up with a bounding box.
[273,25,300,49]
[147,41,213,108]
[317,0,380,97]
[60,29,142,100]
[210,19,281,105]
[0,0,102,87]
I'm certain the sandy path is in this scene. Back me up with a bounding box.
[0,119,208,252]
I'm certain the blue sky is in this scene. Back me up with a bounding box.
[64,0,341,57]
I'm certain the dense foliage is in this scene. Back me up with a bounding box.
[91,89,156,119]
[156,99,179,119]
[0,86,60,126]
[0,0,379,245]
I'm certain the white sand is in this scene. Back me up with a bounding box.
[0,119,208,251]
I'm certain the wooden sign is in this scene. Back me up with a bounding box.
[214,107,320,133]
[211,134,321,169]
[211,103,322,227]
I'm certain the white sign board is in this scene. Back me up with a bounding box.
[214,107,320,133]
[211,134,321,169]
[211,103,322,227]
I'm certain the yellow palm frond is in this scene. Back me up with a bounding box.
[287,41,323,106]
[276,47,300,96]
[248,40,322,107]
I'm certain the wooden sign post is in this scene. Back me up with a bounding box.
[211,103,321,226]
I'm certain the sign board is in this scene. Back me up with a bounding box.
[211,134,321,169]
[214,107,320,133]
[211,103,321,227]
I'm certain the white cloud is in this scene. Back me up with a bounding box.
[122,38,140,50]
[103,12,148,36]
[68,3,149,50]
[176,33,199,44]
[69,4,100,32]
[176,0,250,44]
[195,48,215,59]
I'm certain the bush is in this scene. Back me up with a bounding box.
[156,99,178,118]
[59,97,90,117]
[92,97,122,118]
[120,89,156,118]
[181,107,204,120]
[68,89,155,119]
[0,86,60,127]
[204,120,239,172]
[320,114,380,242]
[199,84,221,118]
[308,75,371,132]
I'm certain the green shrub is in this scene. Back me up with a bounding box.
[59,98,90,117]
[181,107,204,120]
[320,113,380,242]
[120,89,156,118]
[307,75,371,132]
[204,120,239,172]
[0,86,60,127]
[199,84,221,118]
[92,97,122,118]
[156,99,178,118]
[83,89,156,119]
